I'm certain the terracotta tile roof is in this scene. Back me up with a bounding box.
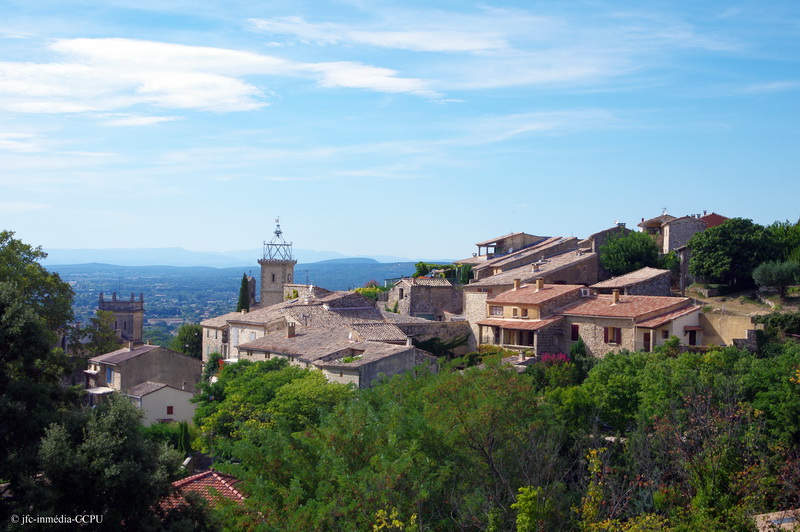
[591,267,670,288]
[699,212,728,228]
[201,311,243,328]
[476,316,564,330]
[559,294,691,320]
[89,344,160,365]
[161,470,245,510]
[488,284,583,305]
[636,305,702,328]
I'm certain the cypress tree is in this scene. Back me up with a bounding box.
[236,273,250,311]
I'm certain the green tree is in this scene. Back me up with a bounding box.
[752,260,800,298]
[599,232,661,277]
[767,219,800,261]
[688,218,781,287]
[0,230,74,331]
[412,261,431,278]
[0,252,81,520]
[236,273,250,312]
[37,395,182,530]
[170,323,203,359]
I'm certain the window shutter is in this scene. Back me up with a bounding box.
[603,327,609,343]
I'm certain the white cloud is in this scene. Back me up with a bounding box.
[0,37,442,115]
[248,16,508,52]
[0,133,42,152]
[309,61,438,97]
[101,115,183,126]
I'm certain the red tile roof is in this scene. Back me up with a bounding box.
[476,316,564,330]
[636,305,702,328]
[699,212,729,228]
[559,294,691,321]
[488,284,583,305]
[161,470,245,510]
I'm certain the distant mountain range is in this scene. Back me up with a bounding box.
[40,247,430,268]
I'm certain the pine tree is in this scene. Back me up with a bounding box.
[236,273,250,312]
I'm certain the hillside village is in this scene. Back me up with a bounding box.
[5,212,800,531]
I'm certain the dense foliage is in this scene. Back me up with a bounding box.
[688,218,781,287]
[192,334,800,530]
[599,231,661,276]
[170,323,203,359]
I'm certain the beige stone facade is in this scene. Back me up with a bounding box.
[386,277,463,320]
[98,292,144,344]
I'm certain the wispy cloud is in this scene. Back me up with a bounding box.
[0,37,441,116]
[0,133,43,153]
[0,201,50,213]
[741,81,800,93]
[101,115,183,127]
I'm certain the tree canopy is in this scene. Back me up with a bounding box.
[599,231,661,276]
[688,217,781,287]
[169,323,203,359]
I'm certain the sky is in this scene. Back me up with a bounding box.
[1,1,798,261]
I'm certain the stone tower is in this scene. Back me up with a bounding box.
[259,219,297,306]
[98,292,144,344]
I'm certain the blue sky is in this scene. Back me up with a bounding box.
[1,1,798,260]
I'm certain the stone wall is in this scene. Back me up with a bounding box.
[663,217,706,253]
[118,348,202,393]
[626,273,672,296]
[463,290,489,348]
[394,321,473,356]
[565,316,635,358]
[259,259,296,306]
[700,313,757,346]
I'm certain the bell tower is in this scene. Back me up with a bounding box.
[258,218,297,306]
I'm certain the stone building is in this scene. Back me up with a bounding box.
[237,325,436,389]
[638,211,712,254]
[559,291,702,357]
[259,219,296,306]
[462,250,598,347]
[385,277,463,320]
[590,267,672,296]
[475,279,702,358]
[475,279,584,353]
[84,344,202,418]
[98,292,144,344]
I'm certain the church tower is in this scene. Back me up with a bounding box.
[258,219,297,306]
[98,292,144,345]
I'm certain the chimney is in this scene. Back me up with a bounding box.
[536,278,544,291]
[703,210,707,216]
[127,341,134,351]
[513,279,521,290]
[518,351,525,361]
[406,337,413,347]
[612,289,620,305]
[240,309,247,314]
[286,322,296,338]
[533,263,540,272]
[181,381,186,391]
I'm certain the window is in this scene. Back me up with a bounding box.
[489,306,503,316]
[271,273,276,282]
[105,367,113,385]
[571,324,580,342]
[399,288,405,299]
[521,308,529,318]
[287,274,292,282]
[167,406,174,415]
[512,307,519,318]
[604,327,622,344]
[661,330,669,339]
[215,330,218,339]
[249,332,256,341]
[206,329,210,338]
